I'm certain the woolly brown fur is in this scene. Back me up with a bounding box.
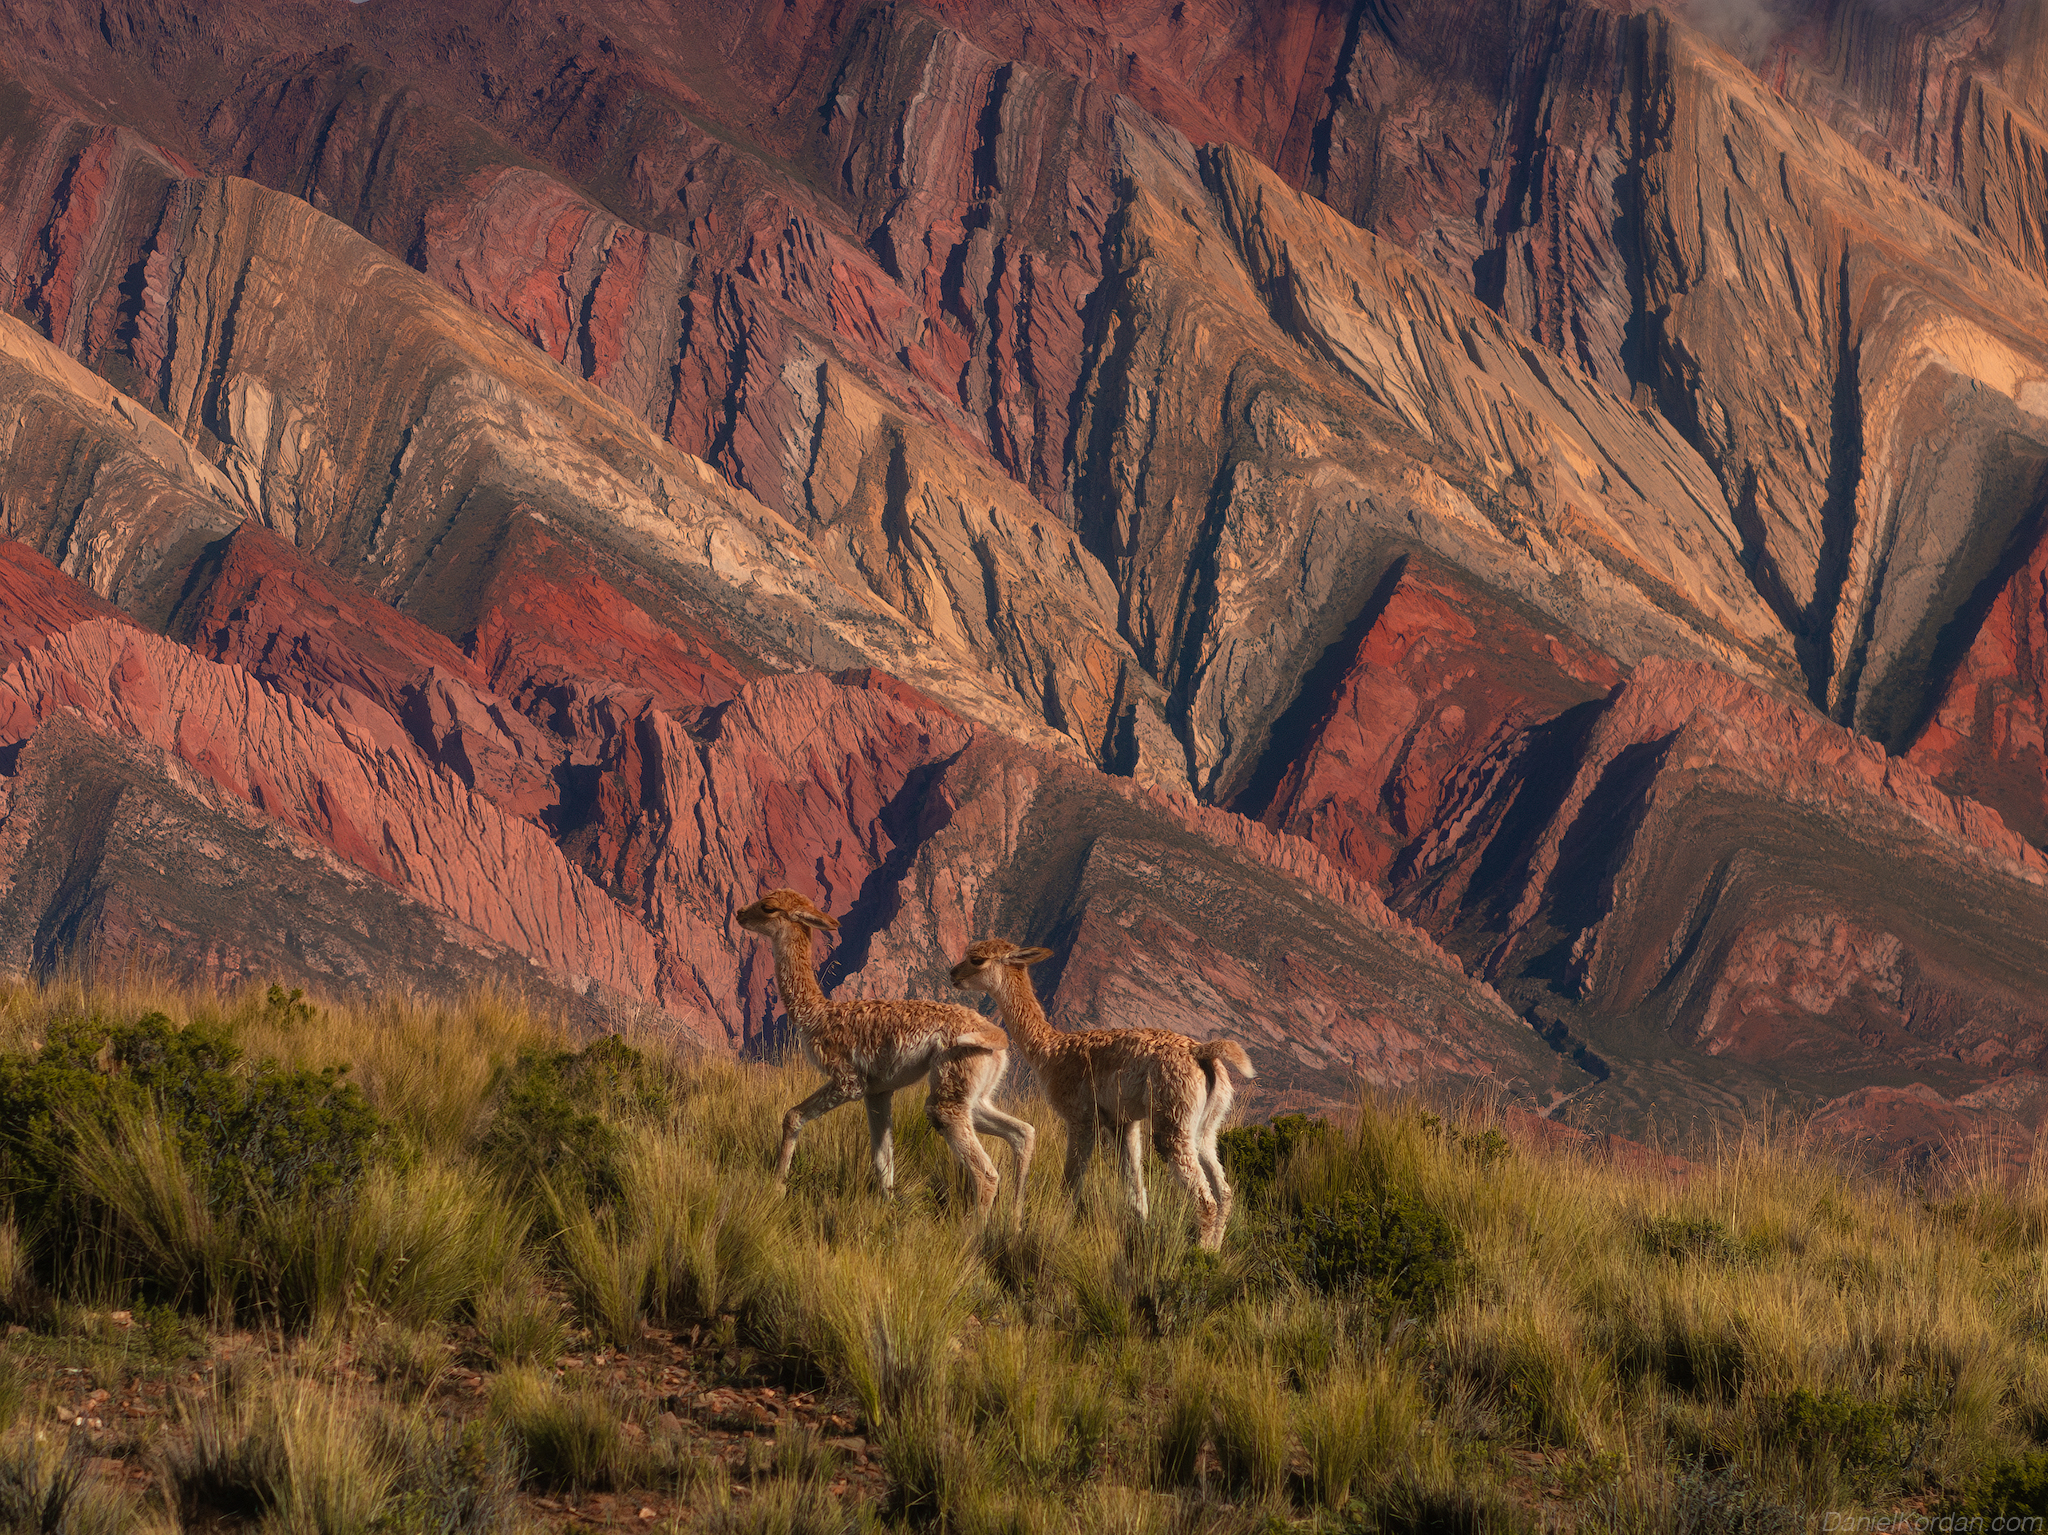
[736,889,1034,1223]
[950,937,1254,1250]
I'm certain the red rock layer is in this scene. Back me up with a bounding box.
[0,534,1540,1102]
[1903,521,2048,848]
[0,589,665,1003]
[183,522,489,704]
[0,540,133,665]
[1243,558,1621,885]
[182,523,563,821]
[465,516,757,718]
[1392,655,2048,1104]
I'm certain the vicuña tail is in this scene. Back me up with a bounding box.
[948,1022,1011,1056]
[1195,1040,1254,1082]
[1194,1039,1254,1135]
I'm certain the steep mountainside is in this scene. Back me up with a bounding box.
[3,0,2048,1149]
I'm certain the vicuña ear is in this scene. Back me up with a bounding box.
[795,908,841,932]
[1008,947,1055,967]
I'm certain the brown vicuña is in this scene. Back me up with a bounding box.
[736,889,1035,1224]
[950,938,1254,1250]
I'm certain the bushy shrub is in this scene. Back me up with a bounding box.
[0,1011,390,1255]
[1639,1214,1741,1264]
[374,1417,523,1535]
[1218,1114,1329,1203]
[1295,1186,1462,1316]
[1769,1386,1895,1469]
[135,1299,194,1361]
[477,1036,669,1211]
[1958,1449,2048,1522]
[261,985,319,1032]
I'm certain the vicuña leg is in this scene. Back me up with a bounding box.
[926,1092,1001,1218]
[1196,1132,1234,1235]
[966,1064,1040,1236]
[776,1079,857,1188]
[976,1108,1036,1231]
[1060,1114,1094,1195]
[1119,1120,1151,1220]
[1154,1120,1220,1250]
[927,1051,1007,1218]
[865,1091,897,1196]
[1196,1088,1235,1234]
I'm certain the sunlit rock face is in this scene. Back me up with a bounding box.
[5,0,2048,1151]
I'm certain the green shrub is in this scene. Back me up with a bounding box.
[477,1036,669,1212]
[134,1299,193,1361]
[0,1010,390,1261]
[1957,1449,2048,1522]
[262,985,320,1032]
[1295,1186,1462,1316]
[1769,1386,1895,1469]
[1638,1215,1740,1264]
[1413,1112,1516,1169]
[1218,1115,1330,1203]
[374,1416,522,1535]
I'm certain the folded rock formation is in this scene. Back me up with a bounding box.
[1,0,2047,1151]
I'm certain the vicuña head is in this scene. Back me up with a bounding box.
[949,938,1052,992]
[736,888,840,936]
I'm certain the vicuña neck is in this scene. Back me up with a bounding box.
[771,929,830,1027]
[993,968,1060,1059]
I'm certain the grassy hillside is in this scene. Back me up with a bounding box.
[0,978,2041,1532]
